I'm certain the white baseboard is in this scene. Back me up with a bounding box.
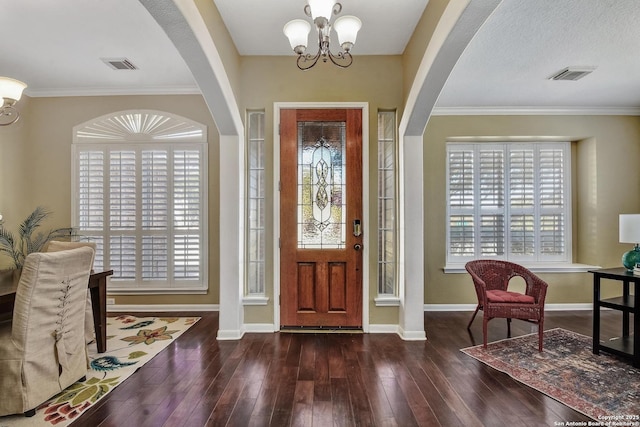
[424,303,593,311]
[243,323,277,333]
[398,326,427,341]
[107,304,219,312]
[368,324,400,334]
[216,329,244,340]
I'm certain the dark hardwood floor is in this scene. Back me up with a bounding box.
[69,310,624,427]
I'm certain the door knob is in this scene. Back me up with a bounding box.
[354,244,362,251]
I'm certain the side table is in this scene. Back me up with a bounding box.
[589,267,639,368]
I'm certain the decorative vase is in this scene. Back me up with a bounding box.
[621,244,640,271]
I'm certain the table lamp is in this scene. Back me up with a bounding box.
[619,214,640,271]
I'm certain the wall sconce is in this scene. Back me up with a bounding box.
[619,214,640,271]
[0,77,27,126]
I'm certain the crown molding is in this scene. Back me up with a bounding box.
[25,86,201,98]
[432,106,640,116]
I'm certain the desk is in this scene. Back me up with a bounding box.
[590,267,639,368]
[0,269,114,353]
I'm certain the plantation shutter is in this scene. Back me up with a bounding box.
[446,142,570,266]
[109,151,137,280]
[173,150,201,280]
[72,110,207,292]
[448,148,474,256]
[78,150,105,271]
[141,150,169,280]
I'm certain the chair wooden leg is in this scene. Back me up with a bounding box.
[483,316,488,348]
[467,305,481,330]
[538,320,544,352]
[24,408,36,417]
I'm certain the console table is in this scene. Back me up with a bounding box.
[589,267,639,367]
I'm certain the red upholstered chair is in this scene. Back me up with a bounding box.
[465,260,548,351]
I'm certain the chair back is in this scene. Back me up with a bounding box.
[465,259,548,303]
[11,247,94,407]
[46,240,96,271]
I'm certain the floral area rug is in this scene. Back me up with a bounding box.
[0,315,199,427]
[461,328,640,422]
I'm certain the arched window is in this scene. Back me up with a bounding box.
[72,110,208,293]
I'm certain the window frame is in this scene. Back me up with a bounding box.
[445,141,572,270]
[244,110,267,301]
[72,110,208,294]
[376,110,399,299]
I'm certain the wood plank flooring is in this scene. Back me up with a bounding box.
[69,310,625,426]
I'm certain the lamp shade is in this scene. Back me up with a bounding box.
[283,19,311,52]
[307,0,337,21]
[333,15,362,49]
[0,77,27,101]
[619,214,640,243]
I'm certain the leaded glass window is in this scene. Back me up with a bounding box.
[297,121,347,249]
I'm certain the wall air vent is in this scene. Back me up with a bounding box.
[548,67,596,81]
[101,58,138,70]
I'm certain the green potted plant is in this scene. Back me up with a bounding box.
[0,206,75,269]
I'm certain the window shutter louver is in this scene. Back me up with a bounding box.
[109,151,136,230]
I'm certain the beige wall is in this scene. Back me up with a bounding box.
[0,94,221,305]
[238,55,405,325]
[423,114,640,305]
[0,97,31,226]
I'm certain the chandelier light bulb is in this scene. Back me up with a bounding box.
[0,77,27,102]
[307,0,337,21]
[333,15,362,51]
[283,19,311,54]
[0,77,27,126]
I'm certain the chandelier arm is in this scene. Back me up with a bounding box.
[333,3,342,16]
[327,50,353,69]
[0,105,20,126]
[297,50,322,71]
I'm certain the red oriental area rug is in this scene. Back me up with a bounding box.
[462,328,640,423]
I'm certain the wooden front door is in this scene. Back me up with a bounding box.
[280,108,363,328]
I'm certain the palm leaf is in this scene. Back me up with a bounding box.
[0,206,78,268]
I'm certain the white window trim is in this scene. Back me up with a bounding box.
[377,110,399,300]
[72,110,208,293]
[245,110,267,300]
[445,141,578,272]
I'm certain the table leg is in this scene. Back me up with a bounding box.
[593,275,600,355]
[622,281,630,337]
[634,283,640,368]
[89,276,107,353]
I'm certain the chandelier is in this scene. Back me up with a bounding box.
[283,0,362,71]
[0,77,27,126]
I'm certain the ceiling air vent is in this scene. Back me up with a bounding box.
[548,67,595,81]
[101,58,138,70]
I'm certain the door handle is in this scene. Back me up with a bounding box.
[353,219,362,237]
[354,243,362,251]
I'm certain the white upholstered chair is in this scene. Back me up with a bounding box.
[0,246,94,417]
[46,241,96,345]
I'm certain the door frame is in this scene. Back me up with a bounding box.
[273,102,370,332]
